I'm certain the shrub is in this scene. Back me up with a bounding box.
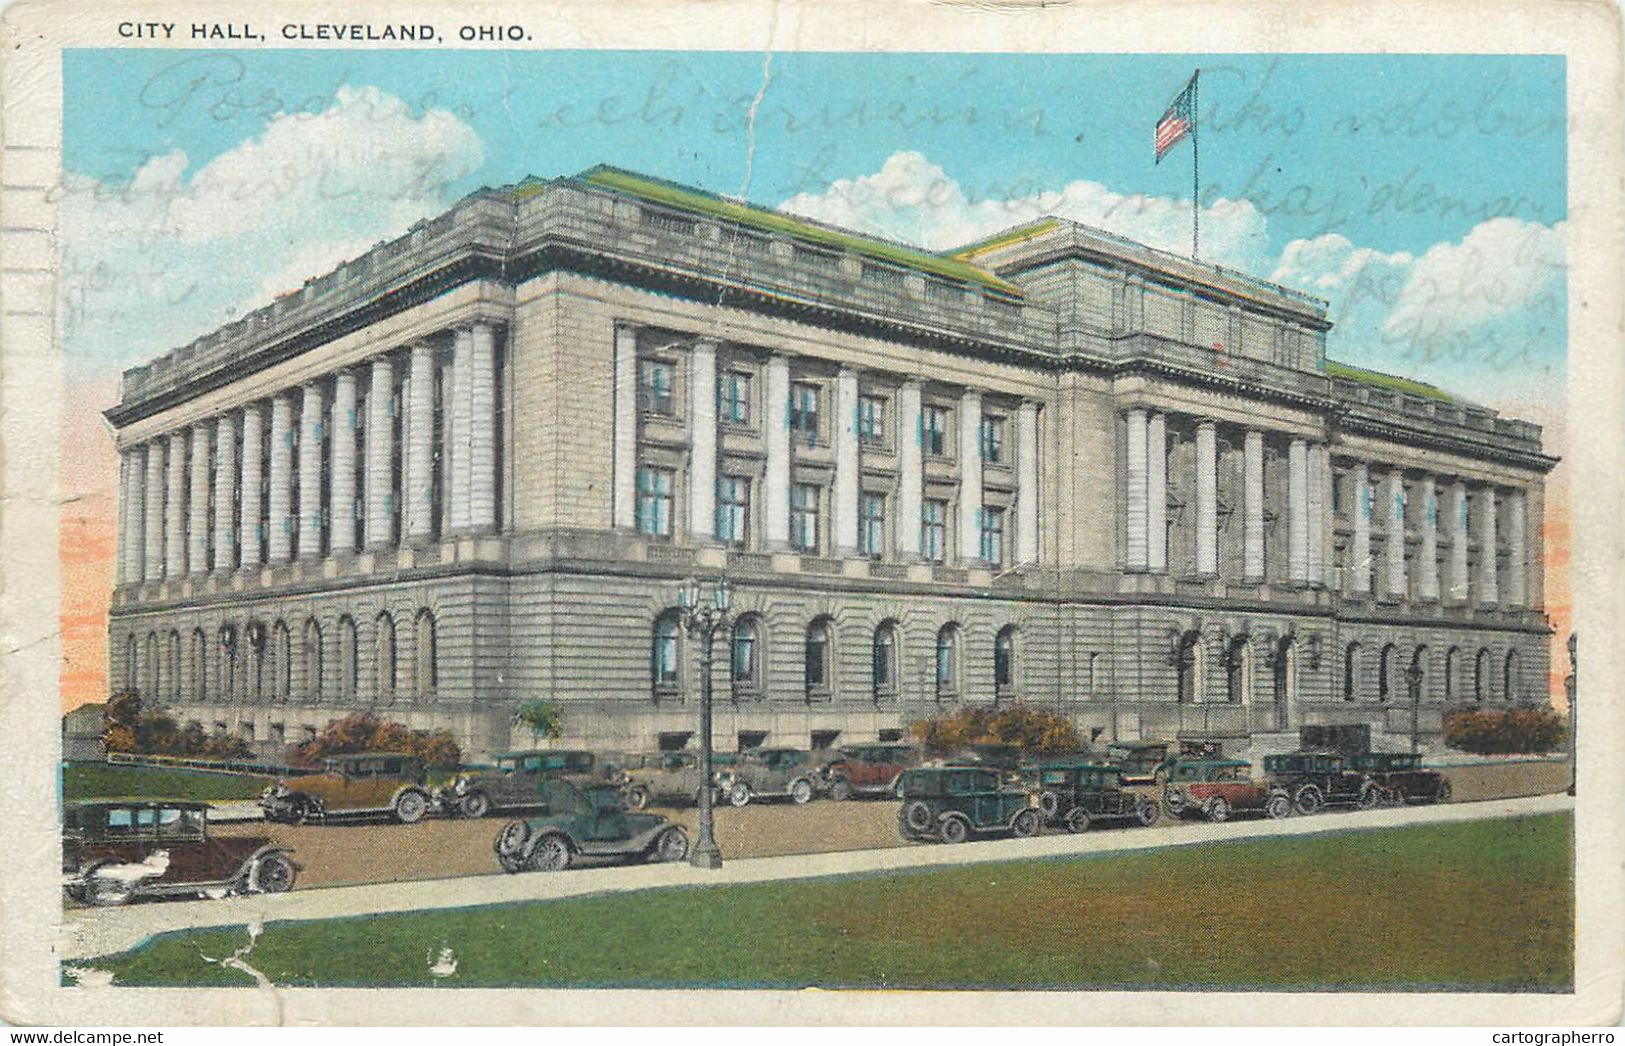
[513,699,564,743]
[909,703,1083,758]
[291,712,462,769]
[1443,706,1567,756]
[101,689,254,760]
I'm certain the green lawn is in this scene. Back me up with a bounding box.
[85,813,1572,991]
[62,762,273,802]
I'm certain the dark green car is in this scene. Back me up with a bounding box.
[493,777,689,872]
[896,766,1040,844]
[1032,761,1161,832]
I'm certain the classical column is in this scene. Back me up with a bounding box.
[1016,401,1040,564]
[365,358,395,549]
[1476,486,1499,605]
[468,323,497,532]
[296,383,325,559]
[1418,476,1439,601]
[834,367,862,556]
[763,355,791,548]
[1147,412,1167,573]
[1124,409,1148,570]
[1506,489,1527,607]
[956,388,983,562]
[406,345,436,542]
[611,325,638,531]
[143,441,165,581]
[165,430,188,576]
[1242,430,1263,580]
[211,414,236,572]
[1194,419,1217,576]
[448,330,471,532]
[896,380,923,558]
[1446,479,1469,603]
[329,371,357,554]
[687,339,717,541]
[1306,444,1327,586]
[267,393,294,564]
[239,405,264,568]
[1383,470,1406,598]
[188,423,211,573]
[1286,438,1308,583]
[119,449,141,584]
[1351,462,1372,595]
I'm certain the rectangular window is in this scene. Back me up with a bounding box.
[635,467,674,537]
[922,405,949,457]
[921,499,947,563]
[980,415,1005,463]
[716,476,751,547]
[719,371,752,426]
[638,360,675,416]
[790,483,820,552]
[859,492,886,557]
[858,395,887,448]
[790,383,821,448]
[980,507,1006,566]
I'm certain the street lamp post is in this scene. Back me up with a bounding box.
[1566,631,1577,797]
[676,575,731,870]
[1406,657,1424,755]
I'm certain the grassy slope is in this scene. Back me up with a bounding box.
[89,813,1572,991]
[62,763,273,802]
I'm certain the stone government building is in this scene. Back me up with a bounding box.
[104,165,1556,760]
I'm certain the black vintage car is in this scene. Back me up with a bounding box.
[1262,751,1384,815]
[1347,752,1453,804]
[438,749,600,818]
[493,777,689,872]
[1031,761,1160,832]
[896,765,1040,844]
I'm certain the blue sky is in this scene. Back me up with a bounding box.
[60,50,1567,405]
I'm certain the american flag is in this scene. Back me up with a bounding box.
[1155,73,1198,163]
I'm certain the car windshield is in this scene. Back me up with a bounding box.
[588,787,623,811]
[1039,770,1069,785]
[157,807,205,837]
[1212,766,1246,781]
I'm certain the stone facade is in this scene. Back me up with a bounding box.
[105,166,1557,761]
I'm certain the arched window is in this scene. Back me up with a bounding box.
[729,614,761,697]
[123,634,138,691]
[934,624,960,699]
[1378,643,1397,702]
[338,616,358,700]
[144,632,159,699]
[166,630,183,700]
[1225,636,1251,705]
[1474,648,1491,702]
[1343,642,1362,702]
[1175,630,1202,704]
[806,617,834,698]
[1410,646,1429,702]
[1271,635,1296,730]
[301,617,323,702]
[217,626,236,703]
[872,620,899,697]
[189,629,207,703]
[1086,652,1102,696]
[245,622,265,703]
[1504,649,1521,702]
[652,611,681,693]
[1445,647,1461,702]
[374,613,397,701]
[994,626,1017,696]
[271,621,291,702]
[413,609,437,699]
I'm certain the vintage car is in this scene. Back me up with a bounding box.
[438,749,600,818]
[493,777,690,872]
[822,743,921,800]
[896,765,1040,844]
[1031,761,1160,832]
[63,800,297,906]
[1262,751,1383,815]
[1103,740,1177,785]
[716,747,824,806]
[260,752,436,824]
[1347,752,1453,804]
[618,749,724,809]
[1170,760,1293,822]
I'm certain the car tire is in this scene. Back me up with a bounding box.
[85,876,135,907]
[459,792,491,820]
[253,853,297,894]
[1066,808,1092,833]
[829,778,853,802]
[1205,796,1231,823]
[939,816,970,844]
[290,796,314,826]
[902,800,935,834]
[1437,779,1453,804]
[728,782,752,808]
[1357,784,1383,810]
[393,789,430,825]
[1293,784,1324,816]
[625,785,650,811]
[1037,790,1062,821]
[528,834,573,872]
[1163,788,1186,817]
[1265,793,1293,820]
[651,826,689,863]
[1010,809,1040,838]
[1134,798,1160,827]
[789,779,814,805]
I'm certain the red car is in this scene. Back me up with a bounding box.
[822,743,921,800]
[1177,760,1293,823]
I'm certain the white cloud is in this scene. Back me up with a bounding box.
[61,85,485,370]
[779,151,1270,273]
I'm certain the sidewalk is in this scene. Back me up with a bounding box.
[59,791,1572,962]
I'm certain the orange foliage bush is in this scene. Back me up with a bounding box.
[908,703,1083,758]
[291,712,462,769]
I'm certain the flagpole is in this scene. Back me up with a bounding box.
[1191,68,1200,260]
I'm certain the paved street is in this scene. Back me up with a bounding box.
[60,791,1572,962]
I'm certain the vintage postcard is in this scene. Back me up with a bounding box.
[1,0,1621,1027]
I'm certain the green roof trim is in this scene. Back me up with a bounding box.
[572,166,1022,296]
[949,218,1061,260]
[1326,360,1457,403]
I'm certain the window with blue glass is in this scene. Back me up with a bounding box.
[921,499,947,563]
[979,506,1005,566]
[716,476,751,547]
[652,612,680,689]
[980,414,1005,463]
[635,467,674,537]
[638,359,675,415]
[935,624,959,695]
[858,395,886,448]
[790,383,821,447]
[790,483,820,552]
[922,405,949,456]
[719,371,752,426]
[858,492,886,557]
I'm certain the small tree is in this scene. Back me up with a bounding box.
[291,712,462,770]
[513,699,564,743]
[1444,706,1567,756]
[909,703,1083,758]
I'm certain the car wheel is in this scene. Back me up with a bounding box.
[1134,798,1160,827]
[1066,807,1092,833]
[85,876,134,907]
[1265,793,1293,820]
[528,834,572,872]
[652,826,689,862]
[939,816,970,844]
[393,789,430,824]
[1163,788,1186,816]
[727,782,752,808]
[1037,790,1062,821]
[625,785,650,811]
[789,779,814,805]
[902,800,935,834]
[1437,779,1453,803]
[1293,784,1324,816]
[829,777,853,802]
[494,819,529,856]
[1205,796,1231,823]
[459,792,491,820]
[1011,809,1041,838]
[290,796,314,826]
[1357,784,1384,810]
[253,853,297,894]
